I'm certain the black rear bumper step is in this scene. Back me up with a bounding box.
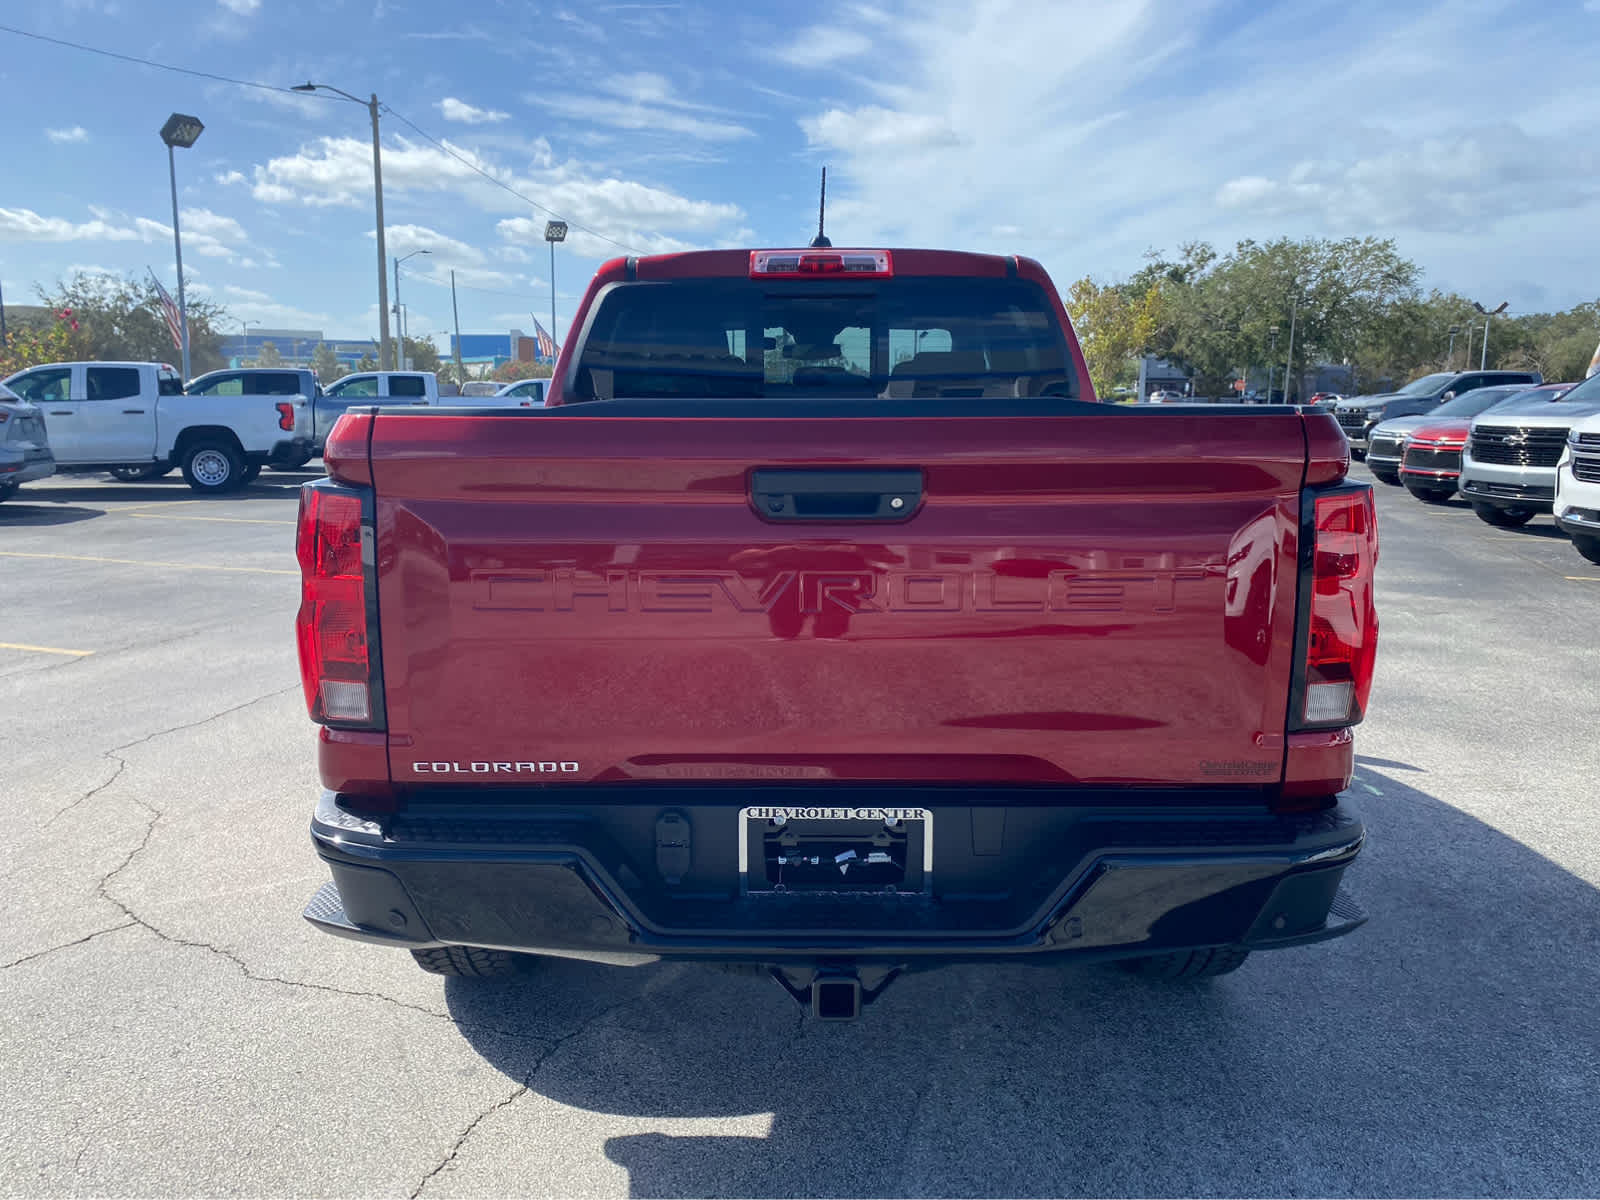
[304,789,1366,965]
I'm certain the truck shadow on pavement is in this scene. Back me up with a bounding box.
[0,502,106,526]
[444,766,1600,1198]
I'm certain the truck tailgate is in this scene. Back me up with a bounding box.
[370,412,1309,789]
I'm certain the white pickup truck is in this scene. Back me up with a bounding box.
[1,361,311,493]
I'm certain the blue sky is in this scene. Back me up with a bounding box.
[3,0,1599,351]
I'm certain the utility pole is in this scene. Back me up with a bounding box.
[0,273,8,345]
[1283,293,1300,404]
[451,269,464,385]
[1447,325,1460,369]
[393,256,403,371]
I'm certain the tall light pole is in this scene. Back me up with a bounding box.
[392,249,430,371]
[544,220,567,359]
[1473,300,1508,371]
[293,82,393,369]
[159,113,204,380]
[241,318,256,366]
[1267,325,1280,401]
[1283,293,1300,404]
[1447,324,1460,369]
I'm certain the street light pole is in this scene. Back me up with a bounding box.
[1283,294,1300,404]
[544,220,567,360]
[1473,301,1507,371]
[1447,325,1460,369]
[392,249,431,372]
[241,319,256,366]
[159,113,204,380]
[294,83,392,369]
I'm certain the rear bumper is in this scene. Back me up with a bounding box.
[263,437,313,466]
[305,788,1367,966]
[0,455,56,485]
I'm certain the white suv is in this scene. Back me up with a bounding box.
[1555,404,1600,565]
[1458,381,1600,528]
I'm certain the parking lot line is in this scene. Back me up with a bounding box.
[123,511,295,527]
[0,641,94,658]
[0,550,296,576]
[1565,576,1600,582]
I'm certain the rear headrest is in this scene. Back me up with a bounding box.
[892,350,987,377]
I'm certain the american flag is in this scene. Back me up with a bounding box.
[532,317,558,362]
[149,270,184,352]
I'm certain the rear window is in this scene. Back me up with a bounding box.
[86,366,141,401]
[388,375,427,398]
[571,277,1076,406]
[250,371,304,396]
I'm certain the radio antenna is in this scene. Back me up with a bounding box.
[810,166,832,248]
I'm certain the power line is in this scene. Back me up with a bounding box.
[1,22,651,256]
[0,22,335,98]
[378,106,644,254]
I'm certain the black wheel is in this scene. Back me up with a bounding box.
[1572,534,1600,566]
[1405,483,1455,505]
[1350,448,1367,462]
[1119,946,1251,979]
[1371,468,1401,486]
[109,464,170,482]
[180,440,246,494]
[240,463,262,484]
[0,481,17,503]
[1471,503,1534,528]
[410,946,530,978]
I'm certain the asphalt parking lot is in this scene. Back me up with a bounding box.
[2,463,1598,1198]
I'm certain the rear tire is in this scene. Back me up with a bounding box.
[1471,503,1534,528]
[1405,482,1456,504]
[1350,448,1367,462]
[1119,946,1251,979]
[1371,467,1400,486]
[240,463,262,484]
[109,464,170,482]
[180,440,246,494]
[1572,534,1600,566]
[410,946,530,979]
[0,481,17,503]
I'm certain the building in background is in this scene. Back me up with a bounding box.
[218,328,378,369]
[450,329,551,370]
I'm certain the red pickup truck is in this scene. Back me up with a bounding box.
[298,247,1377,1020]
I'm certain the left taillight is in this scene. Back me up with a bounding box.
[276,402,295,431]
[1294,486,1379,730]
[295,483,382,728]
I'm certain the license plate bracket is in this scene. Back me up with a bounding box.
[738,806,932,895]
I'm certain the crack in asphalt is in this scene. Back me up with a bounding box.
[0,921,138,970]
[409,992,650,1199]
[46,685,301,825]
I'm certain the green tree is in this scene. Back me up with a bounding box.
[1065,277,1166,398]
[354,352,379,373]
[256,340,283,367]
[33,272,229,375]
[0,309,79,376]
[311,342,345,382]
[492,359,555,383]
[401,336,441,373]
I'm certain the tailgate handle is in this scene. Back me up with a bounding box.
[750,468,923,522]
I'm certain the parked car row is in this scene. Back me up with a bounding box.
[0,361,549,499]
[1361,373,1600,567]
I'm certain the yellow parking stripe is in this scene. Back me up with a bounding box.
[1566,576,1600,582]
[124,512,294,527]
[0,641,94,658]
[0,551,296,576]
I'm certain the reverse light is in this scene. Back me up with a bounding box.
[276,402,295,431]
[295,485,379,727]
[750,249,893,278]
[1298,488,1379,729]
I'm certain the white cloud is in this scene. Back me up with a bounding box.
[770,25,873,66]
[378,223,487,265]
[46,126,89,144]
[215,170,246,186]
[247,134,747,256]
[802,106,960,152]
[525,73,755,141]
[0,207,138,243]
[218,0,260,12]
[438,97,510,125]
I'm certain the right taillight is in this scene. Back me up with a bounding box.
[1295,487,1379,729]
[295,483,381,727]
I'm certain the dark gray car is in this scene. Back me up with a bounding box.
[1335,369,1543,459]
[0,382,56,502]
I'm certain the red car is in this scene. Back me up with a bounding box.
[297,245,1378,1019]
[1401,383,1575,503]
